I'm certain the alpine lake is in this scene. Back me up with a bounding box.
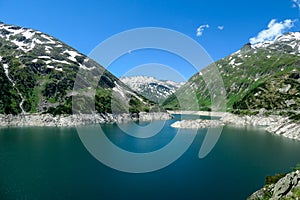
[1,114,300,200]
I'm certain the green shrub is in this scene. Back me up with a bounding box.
[265,173,286,185]
[289,113,300,121]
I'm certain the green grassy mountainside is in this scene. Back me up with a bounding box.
[0,22,155,115]
[162,32,300,113]
[233,70,300,111]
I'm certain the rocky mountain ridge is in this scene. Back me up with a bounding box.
[0,22,156,115]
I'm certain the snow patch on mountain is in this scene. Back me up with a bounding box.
[63,50,80,62]
[250,32,300,54]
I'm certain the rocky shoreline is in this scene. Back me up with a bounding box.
[2,111,300,141]
[170,112,300,141]
[167,110,225,117]
[221,113,300,141]
[0,112,172,127]
[171,119,224,129]
[220,113,286,127]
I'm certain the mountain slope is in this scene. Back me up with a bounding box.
[233,70,300,111]
[120,76,184,103]
[0,22,155,115]
[162,32,300,112]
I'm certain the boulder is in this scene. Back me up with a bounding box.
[249,170,300,200]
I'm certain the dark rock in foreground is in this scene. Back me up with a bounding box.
[249,170,300,200]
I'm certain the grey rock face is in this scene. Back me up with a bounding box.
[249,170,300,200]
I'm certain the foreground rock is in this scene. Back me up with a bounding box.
[249,170,300,200]
[0,112,172,127]
[171,119,224,129]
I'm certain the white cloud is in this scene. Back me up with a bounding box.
[292,0,300,10]
[217,26,224,30]
[196,24,209,37]
[249,19,295,44]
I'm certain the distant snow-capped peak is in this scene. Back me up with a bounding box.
[120,76,185,103]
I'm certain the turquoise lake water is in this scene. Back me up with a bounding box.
[1,114,300,199]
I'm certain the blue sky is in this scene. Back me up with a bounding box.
[0,0,299,81]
